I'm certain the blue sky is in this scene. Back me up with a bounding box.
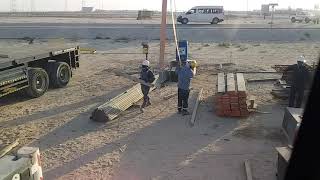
[0,0,318,12]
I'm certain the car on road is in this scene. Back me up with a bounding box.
[290,11,320,24]
[177,6,224,24]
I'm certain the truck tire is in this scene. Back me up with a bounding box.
[291,17,296,23]
[212,18,219,24]
[25,68,49,98]
[49,62,71,88]
[305,18,311,23]
[181,18,189,24]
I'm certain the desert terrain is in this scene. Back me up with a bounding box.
[0,36,319,179]
[0,10,319,179]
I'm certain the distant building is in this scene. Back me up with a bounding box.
[137,10,154,20]
[261,4,270,16]
[81,7,94,12]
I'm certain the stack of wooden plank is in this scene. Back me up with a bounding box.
[215,73,249,117]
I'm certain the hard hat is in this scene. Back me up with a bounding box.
[142,60,150,66]
[297,55,307,63]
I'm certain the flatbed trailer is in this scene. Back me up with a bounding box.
[0,45,79,98]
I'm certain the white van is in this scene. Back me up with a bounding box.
[177,6,224,24]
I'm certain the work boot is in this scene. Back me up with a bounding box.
[178,108,182,114]
[182,110,190,116]
[140,106,144,113]
[146,101,151,107]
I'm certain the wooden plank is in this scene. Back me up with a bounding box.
[217,73,226,93]
[247,78,278,83]
[236,73,246,92]
[190,88,203,126]
[227,73,236,92]
[0,139,19,158]
[114,70,155,87]
[244,160,253,180]
[276,147,292,162]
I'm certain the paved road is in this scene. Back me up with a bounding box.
[0,23,319,42]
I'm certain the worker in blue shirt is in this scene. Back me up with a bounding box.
[140,60,155,113]
[176,61,194,115]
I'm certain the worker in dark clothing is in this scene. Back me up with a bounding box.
[176,61,194,115]
[288,57,311,108]
[140,60,155,113]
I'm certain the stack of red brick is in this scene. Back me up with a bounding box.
[215,73,249,117]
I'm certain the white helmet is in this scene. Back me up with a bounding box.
[142,60,150,66]
[297,55,306,63]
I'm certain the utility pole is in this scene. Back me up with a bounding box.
[10,0,17,12]
[159,0,167,69]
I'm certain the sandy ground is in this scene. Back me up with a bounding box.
[0,39,319,179]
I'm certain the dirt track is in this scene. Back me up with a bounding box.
[0,40,318,179]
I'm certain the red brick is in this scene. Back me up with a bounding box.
[221,101,230,105]
[231,107,240,110]
[230,111,241,117]
[221,103,230,108]
[216,104,230,110]
[230,98,239,103]
[231,107,240,111]
[224,110,232,115]
[230,105,240,109]
[230,102,239,106]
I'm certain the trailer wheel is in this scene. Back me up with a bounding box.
[49,62,71,88]
[26,68,49,98]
